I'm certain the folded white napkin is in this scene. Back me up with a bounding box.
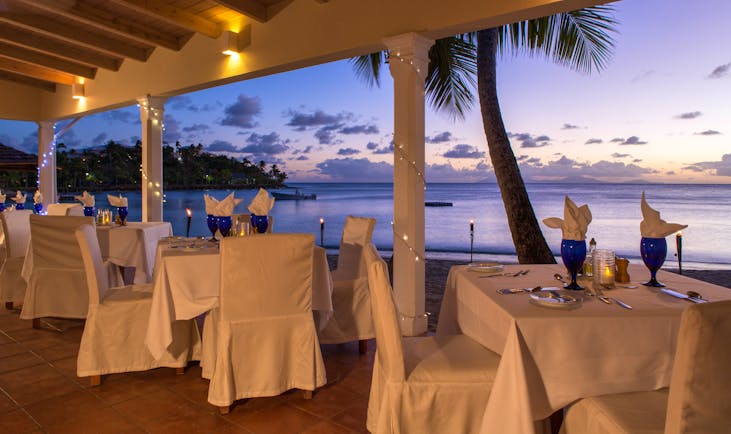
[543,196,593,241]
[247,188,275,216]
[33,190,43,204]
[215,192,243,216]
[12,191,26,204]
[107,194,128,207]
[640,192,687,238]
[75,191,95,207]
[204,194,219,215]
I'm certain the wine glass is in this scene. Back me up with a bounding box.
[83,206,94,217]
[250,214,269,234]
[217,216,232,237]
[640,237,667,287]
[33,203,43,214]
[560,239,587,290]
[207,214,218,241]
[117,206,128,225]
[15,203,24,210]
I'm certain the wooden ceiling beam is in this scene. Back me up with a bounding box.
[0,25,121,71]
[0,13,151,62]
[0,41,96,79]
[0,57,73,85]
[0,70,56,92]
[110,0,222,39]
[212,0,269,23]
[12,0,184,51]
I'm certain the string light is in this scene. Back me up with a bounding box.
[37,124,57,187]
[138,99,166,203]
[391,220,424,262]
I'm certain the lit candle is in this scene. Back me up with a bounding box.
[470,218,474,233]
[676,230,683,275]
[601,264,614,285]
[186,208,192,238]
[319,218,324,246]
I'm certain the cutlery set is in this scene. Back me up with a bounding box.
[480,269,530,278]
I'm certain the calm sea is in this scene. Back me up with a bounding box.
[90,183,731,270]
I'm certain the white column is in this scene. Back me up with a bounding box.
[384,33,434,336]
[137,95,167,222]
[37,121,57,206]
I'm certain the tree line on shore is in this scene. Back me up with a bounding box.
[0,140,287,192]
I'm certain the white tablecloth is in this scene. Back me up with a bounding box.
[96,222,172,284]
[437,264,731,434]
[146,241,333,360]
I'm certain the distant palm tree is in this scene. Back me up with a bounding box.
[352,6,617,263]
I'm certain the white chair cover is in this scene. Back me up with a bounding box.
[20,215,94,319]
[202,234,326,407]
[561,300,731,434]
[366,243,501,434]
[75,225,201,378]
[319,215,376,344]
[46,203,84,216]
[0,210,32,304]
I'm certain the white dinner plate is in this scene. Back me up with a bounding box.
[467,262,504,274]
[529,291,582,309]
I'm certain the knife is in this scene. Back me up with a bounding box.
[593,285,612,304]
[661,288,707,303]
[610,297,633,309]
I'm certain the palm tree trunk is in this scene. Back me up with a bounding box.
[476,28,555,264]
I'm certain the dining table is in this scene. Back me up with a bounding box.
[20,221,172,285]
[436,263,731,434]
[145,238,334,360]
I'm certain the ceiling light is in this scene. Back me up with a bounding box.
[221,30,244,55]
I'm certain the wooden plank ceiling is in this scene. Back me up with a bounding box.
[0,0,292,92]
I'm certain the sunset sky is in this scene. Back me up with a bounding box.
[1,0,729,184]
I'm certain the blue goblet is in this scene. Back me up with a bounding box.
[33,203,43,214]
[217,216,232,237]
[0,203,5,212]
[83,206,94,217]
[15,203,24,210]
[640,237,667,287]
[560,239,587,290]
[207,214,218,241]
[117,206,128,225]
[250,214,269,234]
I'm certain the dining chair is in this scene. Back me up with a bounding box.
[561,300,731,434]
[201,233,326,414]
[20,215,94,326]
[365,243,501,434]
[46,203,84,216]
[318,215,376,353]
[0,210,32,309]
[75,224,201,386]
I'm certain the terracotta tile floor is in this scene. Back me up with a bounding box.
[0,308,373,433]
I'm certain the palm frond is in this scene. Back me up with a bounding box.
[497,5,617,74]
[425,37,477,120]
[350,52,387,88]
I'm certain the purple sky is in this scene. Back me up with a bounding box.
[1,0,729,183]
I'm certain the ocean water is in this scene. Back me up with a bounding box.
[91,182,731,270]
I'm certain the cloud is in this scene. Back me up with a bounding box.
[585,138,603,145]
[91,133,108,146]
[442,144,485,159]
[518,156,654,180]
[675,111,702,120]
[633,158,642,163]
[286,110,344,130]
[182,124,211,133]
[339,124,379,135]
[516,154,529,161]
[509,132,552,148]
[102,108,139,124]
[314,125,342,145]
[337,147,361,156]
[683,154,731,176]
[425,131,453,144]
[206,140,239,153]
[630,70,655,83]
[426,161,491,182]
[168,95,205,112]
[295,155,309,161]
[610,136,648,145]
[694,130,721,136]
[220,94,261,128]
[56,129,82,149]
[366,141,379,150]
[241,132,289,155]
[163,114,182,144]
[708,62,731,79]
[371,142,393,154]
[561,123,580,130]
[292,145,313,155]
[611,153,631,158]
[316,157,393,181]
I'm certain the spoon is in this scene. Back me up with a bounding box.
[687,291,707,302]
[553,273,565,283]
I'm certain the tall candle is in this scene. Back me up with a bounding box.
[319,218,324,246]
[186,208,192,238]
[470,219,474,233]
[676,230,683,275]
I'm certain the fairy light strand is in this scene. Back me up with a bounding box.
[137,101,166,203]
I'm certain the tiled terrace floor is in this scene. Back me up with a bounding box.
[0,308,373,433]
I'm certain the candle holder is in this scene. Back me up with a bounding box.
[319,218,324,246]
[592,249,615,289]
[185,208,192,238]
[469,219,474,263]
[676,231,683,275]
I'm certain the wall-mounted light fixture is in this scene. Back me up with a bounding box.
[71,81,85,99]
[221,27,251,55]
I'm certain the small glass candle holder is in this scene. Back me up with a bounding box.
[593,249,616,288]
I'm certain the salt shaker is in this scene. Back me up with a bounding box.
[616,257,630,283]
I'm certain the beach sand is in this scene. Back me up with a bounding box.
[329,255,731,332]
